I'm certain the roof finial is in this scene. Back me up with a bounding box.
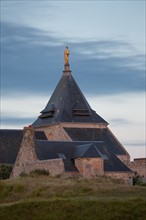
[64,46,70,65]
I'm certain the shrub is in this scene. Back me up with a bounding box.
[133,172,144,186]
[20,169,49,178]
[0,164,13,179]
[20,169,49,177]
[30,169,49,176]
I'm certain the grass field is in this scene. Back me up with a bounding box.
[0,175,146,220]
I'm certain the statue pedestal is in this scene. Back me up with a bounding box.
[63,64,71,75]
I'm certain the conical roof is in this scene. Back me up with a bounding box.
[32,65,108,127]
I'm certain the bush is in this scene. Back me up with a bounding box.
[0,164,13,179]
[133,172,144,186]
[20,169,49,178]
[29,169,49,177]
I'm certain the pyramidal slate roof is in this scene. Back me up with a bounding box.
[32,65,107,127]
[64,128,128,155]
[34,140,131,172]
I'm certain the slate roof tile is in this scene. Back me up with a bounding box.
[64,128,127,155]
[0,129,23,164]
[32,71,107,127]
[34,140,131,172]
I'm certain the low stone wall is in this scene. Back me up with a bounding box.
[126,158,146,178]
[75,158,104,178]
[12,159,64,177]
[105,171,133,185]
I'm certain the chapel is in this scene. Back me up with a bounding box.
[10,47,134,182]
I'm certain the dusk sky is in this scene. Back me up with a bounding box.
[1,0,145,160]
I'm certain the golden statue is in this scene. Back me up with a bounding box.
[64,47,70,65]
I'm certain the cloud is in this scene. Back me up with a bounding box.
[123,142,146,147]
[125,146,145,160]
[123,140,146,160]
[1,21,145,97]
[1,117,34,127]
[1,93,49,128]
[109,118,130,125]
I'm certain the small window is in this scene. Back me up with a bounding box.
[73,109,90,116]
[39,110,55,118]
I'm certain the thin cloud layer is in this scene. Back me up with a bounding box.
[1,22,145,97]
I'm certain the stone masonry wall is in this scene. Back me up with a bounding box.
[20,159,64,177]
[75,158,104,178]
[105,172,133,185]
[11,127,37,178]
[35,124,71,141]
[126,158,146,178]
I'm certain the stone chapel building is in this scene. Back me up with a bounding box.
[11,48,133,181]
[1,48,145,183]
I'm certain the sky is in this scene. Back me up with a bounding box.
[0,0,145,160]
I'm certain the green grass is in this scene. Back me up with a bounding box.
[0,175,146,219]
[0,199,146,220]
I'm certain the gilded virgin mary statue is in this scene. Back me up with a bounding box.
[64,47,70,65]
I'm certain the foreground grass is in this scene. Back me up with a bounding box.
[0,175,146,219]
[0,198,146,220]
